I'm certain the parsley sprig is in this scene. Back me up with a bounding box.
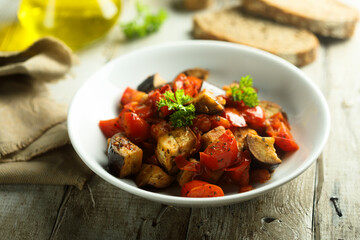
[229,75,259,107]
[121,1,167,39]
[157,90,196,128]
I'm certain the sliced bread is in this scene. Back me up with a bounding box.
[193,7,319,66]
[242,0,359,39]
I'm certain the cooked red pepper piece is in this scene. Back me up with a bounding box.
[224,150,251,185]
[123,112,150,143]
[200,130,239,170]
[181,180,209,197]
[99,117,122,138]
[173,73,202,97]
[239,105,265,128]
[121,87,147,105]
[187,76,203,93]
[147,87,174,117]
[123,102,154,120]
[186,184,224,197]
[192,114,211,133]
[181,180,224,197]
[209,115,231,129]
[175,156,200,172]
[223,108,247,127]
[266,112,299,151]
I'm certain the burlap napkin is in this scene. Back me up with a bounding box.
[0,37,93,189]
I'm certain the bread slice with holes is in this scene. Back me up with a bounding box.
[242,0,359,39]
[193,7,319,66]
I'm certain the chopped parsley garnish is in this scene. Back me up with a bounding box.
[229,75,259,107]
[121,1,167,39]
[157,90,196,128]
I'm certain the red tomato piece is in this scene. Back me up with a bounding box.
[181,180,224,197]
[187,76,202,93]
[123,112,150,143]
[172,73,202,97]
[158,84,172,94]
[175,156,200,172]
[273,135,299,152]
[209,115,231,129]
[186,184,224,198]
[223,108,247,127]
[192,114,212,133]
[237,164,250,187]
[225,151,251,185]
[200,130,239,170]
[98,117,122,138]
[173,73,187,92]
[199,152,218,171]
[181,180,209,197]
[266,113,299,152]
[121,87,147,105]
[240,106,265,128]
[123,102,154,120]
[146,88,174,117]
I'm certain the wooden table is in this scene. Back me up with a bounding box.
[1,0,360,239]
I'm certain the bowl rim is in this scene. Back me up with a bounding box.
[68,40,330,206]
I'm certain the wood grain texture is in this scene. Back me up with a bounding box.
[50,176,191,240]
[0,185,65,239]
[313,26,360,239]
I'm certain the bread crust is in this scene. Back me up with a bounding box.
[193,8,319,66]
[242,0,359,39]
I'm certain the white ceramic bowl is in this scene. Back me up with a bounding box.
[68,40,330,207]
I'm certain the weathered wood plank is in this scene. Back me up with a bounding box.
[50,176,191,240]
[314,17,360,239]
[0,185,65,239]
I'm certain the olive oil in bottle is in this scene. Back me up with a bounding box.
[18,0,121,50]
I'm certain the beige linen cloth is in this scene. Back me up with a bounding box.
[0,37,93,189]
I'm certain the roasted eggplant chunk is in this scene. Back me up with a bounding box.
[135,164,175,188]
[259,100,283,119]
[171,127,197,156]
[137,73,167,93]
[108,133,143,178]
[155,127,196,175]
[246,133,281,165]
[177,159,198,187]
[182,68,209,80]
[156,134,180,175]
[233,127,258,151]
[193,89,224,114]
[201,126,226,150]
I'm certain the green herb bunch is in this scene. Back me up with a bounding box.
[157,90,196,128]
[229,75,259,107]
[121,1,167,39]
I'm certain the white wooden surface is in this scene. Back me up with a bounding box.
[1,0,360,239]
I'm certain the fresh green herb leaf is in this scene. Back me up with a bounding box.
[157,90,195,128]
[121,1,167,39]
[229,75,259,107]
